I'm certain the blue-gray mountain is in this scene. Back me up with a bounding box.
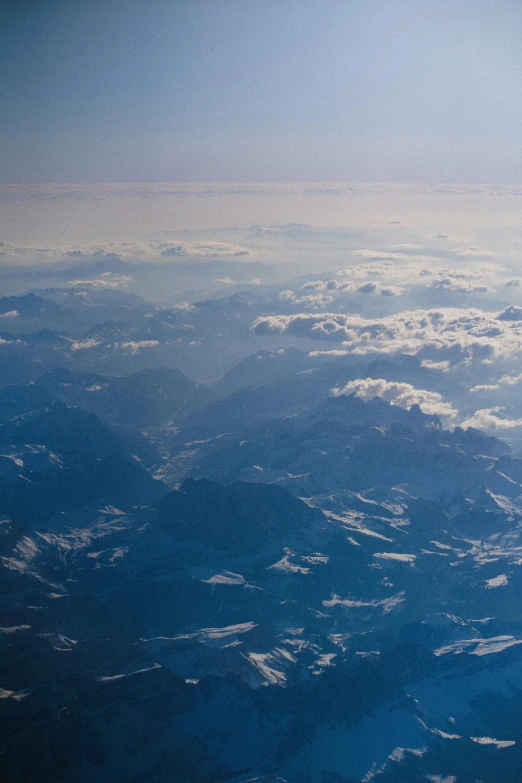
[2,279,522,782]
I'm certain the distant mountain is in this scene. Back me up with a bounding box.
[0,396,166,522]
[31,285,153,318]
[212,347,313,397]
[178,355,450,445]
[0,329,74,387]
[35,366,211,428]
[0,293,78,334]
[190,393,511,501]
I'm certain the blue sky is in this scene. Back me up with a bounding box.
[2,0,522,182]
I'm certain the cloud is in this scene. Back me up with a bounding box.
[309,349,350,357]
[0,235,253,268]
[497,306,522,321]
[420,359,451,372]
[160,241,250,259]
[71,338,102,351]
[470,373,522,392]
[380,286,402,296]
[333,377,458,418]
[459,407,522,430]
[68,275,133,290]
[353,249,434,262]
[431,277,488,294]
[291,277,402,308]
[278,289,298,300]
[452,247,501,259]
[65,249,122,262]
[0,310,19,318]
[119,340,159,354]
[252,307,522,365]
[309,250,508,301]
[357,282,378,293]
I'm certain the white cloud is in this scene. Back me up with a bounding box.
[69,275,133,290]
[470,373,522,392]
[333,377,458,418]
[420,359,451,372]
[431,277,488,294]
[452,247,501,259]
[0,310,19,318]
[252,307,522,366]
[309,349,349,357]
[308,250,508,301]
[278,289,297,300]
[293,276,401,307]
[70,338,102,351]
[119,340,159,354]
[459,407,522,430]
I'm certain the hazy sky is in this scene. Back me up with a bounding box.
[2,0,522,183]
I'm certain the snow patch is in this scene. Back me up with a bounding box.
[470,736,516,748]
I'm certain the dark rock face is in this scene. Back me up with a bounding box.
[35,366,212,428]
[0,393,167,523]
[158,478,322,550]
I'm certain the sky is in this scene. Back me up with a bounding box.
[1,0,522,183]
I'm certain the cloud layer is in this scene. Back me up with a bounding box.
[253,307,522,365]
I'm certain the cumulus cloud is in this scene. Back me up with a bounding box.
[459,407,522,430]
[333,377,458,418]
[0,310,19,318]
[357,282,378,293]
[315,250,508,300]
[119,340,159,354]
[288,276,402,308]
[497,306,522,321]
[71,338,102,351]
[278,289,298,300]
[431,277,488,294]
[252,307,522,366]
